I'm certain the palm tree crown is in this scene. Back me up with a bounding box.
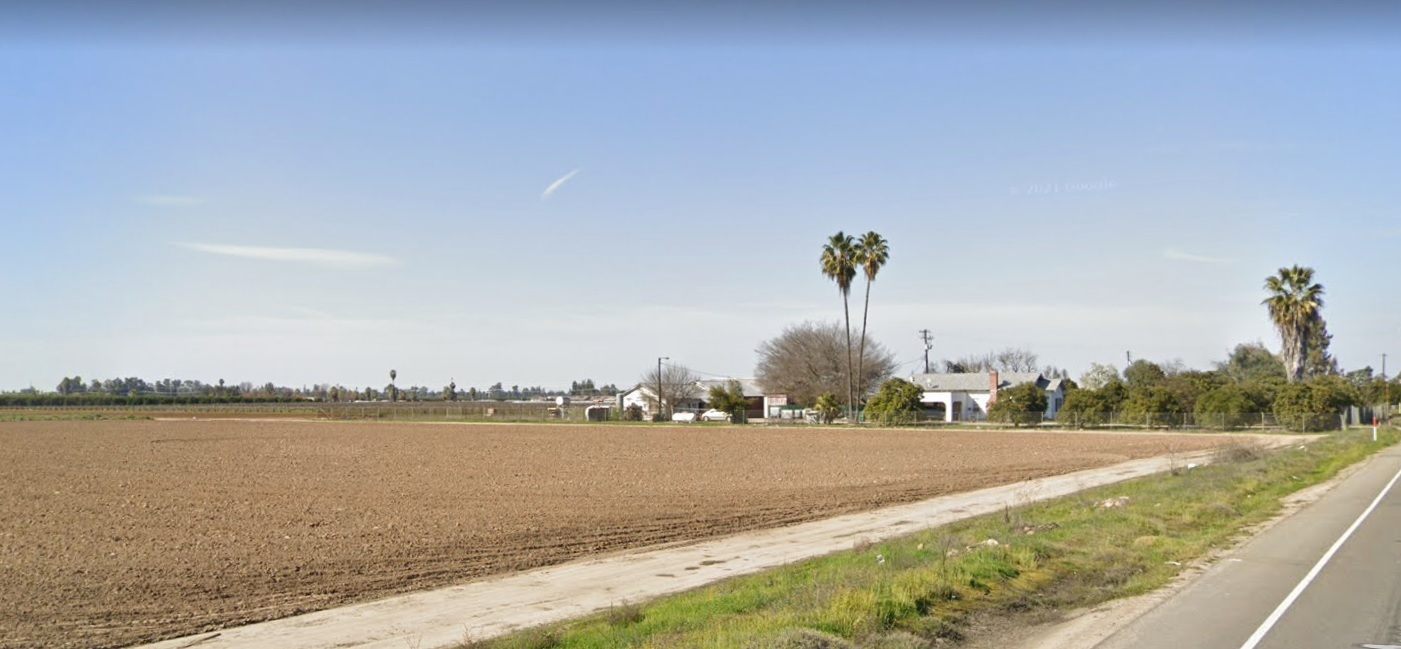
[1262,265,1325,382]
[856,231,889,284]
[821,232,857,296]
[821,232,858,419]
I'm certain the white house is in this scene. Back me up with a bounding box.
[617,378,773,420]
[910,371,1067,423]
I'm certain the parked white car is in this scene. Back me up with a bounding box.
[700,409,732,422]
[671,411,697,423]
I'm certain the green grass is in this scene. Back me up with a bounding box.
[464,429,1398,649]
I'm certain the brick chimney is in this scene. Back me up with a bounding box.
[989,371,1000,404]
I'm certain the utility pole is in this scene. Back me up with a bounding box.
[1126,351,1133,367]
[919,329,934,374]
[1383,353,1389,425]
[657,356,669,421]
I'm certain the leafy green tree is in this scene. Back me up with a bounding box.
[864,378,924,426]
[1216,344,1288,386]
[1169,370,1227,402]
[1304,317,1339,377]
[1273,375,1355,431]
[1123,360,1166,389]
[706,380,750,423]
[1342,367,1394,409]
[853,231,889,407]
[813,393,842,424]
[1058,388,1115,428]
[820,231,858,420]
[1195,384,1270,430]
[444,381,457,401]
[988,382,1047,427]
[1121,385,1189,427]
[1263,266,1325,382]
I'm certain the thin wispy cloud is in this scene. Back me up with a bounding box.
[541,169,580,200]
[136,194,204,207]
[175,242,398,269]
[1142,139,1295,155]
[1163,248,1233,264]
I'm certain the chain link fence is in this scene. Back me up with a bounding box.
[3,403,1373,432]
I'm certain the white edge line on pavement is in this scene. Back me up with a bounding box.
[1237,460,1401,649]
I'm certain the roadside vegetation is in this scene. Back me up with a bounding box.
[464,428,1398,649]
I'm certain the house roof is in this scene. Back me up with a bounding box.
[620,378,766,400]
[911,372,1059,392]
[911,373,996,392]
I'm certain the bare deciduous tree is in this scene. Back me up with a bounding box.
[755,320,896,408]
[639,363,701,420]
[1079,362,1121,390]
[940,347,1040,374]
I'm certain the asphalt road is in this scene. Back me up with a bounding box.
[1090,442,1401,649]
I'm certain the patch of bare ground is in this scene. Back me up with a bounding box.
[0,420,1233,648]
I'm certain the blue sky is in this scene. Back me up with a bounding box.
[3,3,1400,392]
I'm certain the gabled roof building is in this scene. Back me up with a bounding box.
[909,371,1066,423]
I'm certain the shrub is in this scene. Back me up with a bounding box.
[707,380,750,424]
[814,394,842,424]
[1273,377,1354,432]
[1195,385,1267,430]
[1120,385,1188,428]
[1058,389,1114,428]
[864,379,925,426]
[988,383,1047,427]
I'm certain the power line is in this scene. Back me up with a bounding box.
[660,360,742,381]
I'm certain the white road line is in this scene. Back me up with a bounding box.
[1238,461,1401,649]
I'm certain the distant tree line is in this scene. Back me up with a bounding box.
[2,374,624,407]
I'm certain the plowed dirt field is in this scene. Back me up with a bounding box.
[0,420,1232,648]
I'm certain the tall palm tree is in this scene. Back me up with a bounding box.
[1262,266,1325,382]
[821,232,858,420]
[853,231,889,418]
[389,369,397,402]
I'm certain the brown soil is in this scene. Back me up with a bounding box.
[0,420,1229,648]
